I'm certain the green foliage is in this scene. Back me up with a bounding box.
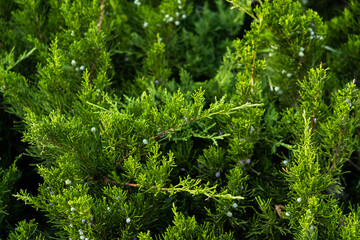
[0,158,21,236]
[8,219,46,240]
[1,0,360,239]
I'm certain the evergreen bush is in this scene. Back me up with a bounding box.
[1,0,360,239]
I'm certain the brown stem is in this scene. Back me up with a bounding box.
[330,127,344,171]
[98,0,106,32]
[282,167,291,176]
[153,117,197,139]
[103,176,169,190]
[250,53,256,93]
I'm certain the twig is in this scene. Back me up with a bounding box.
[103,176,169,190]
[250,53,256,93]
[282,167,291,176]
[347,159,360,172]
[153,117,197,139]
[98,0,106,32]
[330,127,344,171]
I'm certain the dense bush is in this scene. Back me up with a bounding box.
[1,0,360,239]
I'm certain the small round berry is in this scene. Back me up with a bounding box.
[286,73,292,78]
[79,229,84,235]
[250,126,255,133]
[116,196,120,200]
[226,211,233,217]
[175,12,179,17]
[80,236,85,240]
[297,197,302,203]
[180,168,186,171]
[142,139,149,145]
[310,225,315,230]
[281,70,287,74]
[282,160,288,165]
[82,219,86,223]
[175,21,180,26]
[75,67,80,71]
[311,23,315,28]
[80,66,85,71]
[299,51,304,57]
[232,203,238,209]
[69,224,73,228]
[154,79,159,84]
[143,22,149,28]
[47,186,51,190]
[71,60,76,66]
[300,47,305,52]
[181,14,186,19]
[239,160,244,165]
[215,172,221,178]
[65,179,72,185]
[49,203,53,206]
[126,217,131,224]
[168,17,174,22]
[91,127,96,133]
[246,159,251,164]
[50,191,54,195]
[285,212,290,217]
[71,207,76,212]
